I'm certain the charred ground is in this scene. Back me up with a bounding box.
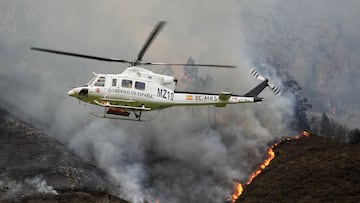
[0,107,128,203]
[237,135,360,203]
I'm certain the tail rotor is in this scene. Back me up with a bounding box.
[250,69,280,95]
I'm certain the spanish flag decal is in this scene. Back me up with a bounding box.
[186,95,193,100]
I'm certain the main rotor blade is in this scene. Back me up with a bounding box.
[31,47,131,63]
[137,21,166,61]
[141,62,236,68]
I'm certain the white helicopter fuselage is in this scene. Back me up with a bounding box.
[68,66,259,112]
[31,21,279,121]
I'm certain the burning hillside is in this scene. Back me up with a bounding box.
[227,132,310,202]
[235,133,360,202]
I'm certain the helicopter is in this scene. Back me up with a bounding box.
[31,21,280,121]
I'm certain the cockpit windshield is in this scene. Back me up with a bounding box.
[93,76,106,87]
[87,76,97,86]
[86,75,106,87]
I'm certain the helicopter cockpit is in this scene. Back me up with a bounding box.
[93,76,105,87]
[87,74,106,87]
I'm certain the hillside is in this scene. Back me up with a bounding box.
[0,108,128,203]
[237,135,360,202]
[2,107,360,203]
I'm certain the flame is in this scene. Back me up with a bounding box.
[246,147,275,185]
[228,182,243,203]
[302,131,310,137]
[229,131,310,202]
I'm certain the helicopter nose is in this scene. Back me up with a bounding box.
[67,88,77,97]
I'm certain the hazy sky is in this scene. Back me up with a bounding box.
[0,0,358,202]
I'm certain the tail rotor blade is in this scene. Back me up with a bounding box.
[268,83,281,95]
[250,69,266,81]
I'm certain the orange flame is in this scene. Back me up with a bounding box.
[229,131,310,202]
[228,182,243,203]
[246,146,275,185]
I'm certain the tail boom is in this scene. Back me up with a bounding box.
[158,69,278,108]
[171,91,262,107]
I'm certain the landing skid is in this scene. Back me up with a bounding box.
[91,112,144,121]
[91,107,144,121]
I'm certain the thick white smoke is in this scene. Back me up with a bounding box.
[2,0,358,202]
[0,176,58,199]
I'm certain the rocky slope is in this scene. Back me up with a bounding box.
[0,108,128,203]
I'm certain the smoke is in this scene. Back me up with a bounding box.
[0,176,58,199]
[25,176,59,195]
[0,0,358,203]
[239,0,360,127]
[69,120,148,202]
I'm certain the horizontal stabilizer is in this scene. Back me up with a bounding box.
[219,91,232,100]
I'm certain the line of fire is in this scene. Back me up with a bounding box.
[227,131,310,203]
[150,131,310,203]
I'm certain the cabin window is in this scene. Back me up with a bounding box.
[94,76,105,87]
[121,79,132,88]
[112,78,117,87]
[135,81,145,90]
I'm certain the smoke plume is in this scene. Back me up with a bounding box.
[0,176,58,199]
[1,0,358,202]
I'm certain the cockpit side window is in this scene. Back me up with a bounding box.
[94,76,105,87]
[135,81,145,90]
[121,79,132,88]
[112,78,117,87]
